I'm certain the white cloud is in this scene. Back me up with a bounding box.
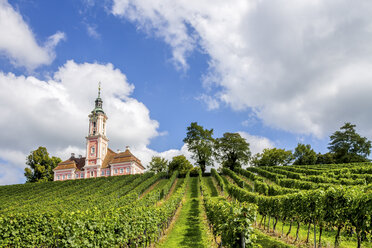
[0,0,64,70]
[239,131,275,155]
[0,60,167,185]
[0,149,27,169]
[86,24,101,39]
[132,144,195,169]
[196,94,220,110]
[111,0,372,139]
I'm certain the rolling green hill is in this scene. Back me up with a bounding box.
[0,163,371,247]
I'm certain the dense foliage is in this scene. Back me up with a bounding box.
[293,143,317,165]
[200,170,257,247]
[147,156,168,173]
[183,122,214,173]
[168,155,193,175]
[328,122,371,163]
[214,132,251,170]
[251,148,293,167]
[24,146,61,182]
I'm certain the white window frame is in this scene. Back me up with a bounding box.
[57,175,60,180]
[101,170,104,176]
[81,173,84,178]
[114,169,118,174]
[75,173,79,178]
[106,170,110,175]
[120,168,124,174]
[126,167,130,173]
[67,174,71,179]
[63,175,65,180]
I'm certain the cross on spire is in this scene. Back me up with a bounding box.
[98,82,101,98]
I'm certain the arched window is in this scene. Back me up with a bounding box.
[91,146,95,155]
[90,171,94,177]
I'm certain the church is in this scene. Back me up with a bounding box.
[53,85,145,181]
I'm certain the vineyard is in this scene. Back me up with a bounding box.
[0,163,371,247]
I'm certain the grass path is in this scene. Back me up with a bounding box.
[157,177,213,248]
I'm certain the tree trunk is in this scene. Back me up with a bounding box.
[306,222,311,243]
[286,221,292,237]
[334,225,342,248]
[356,228,361,248]
[281,221,285,237]
[318,225,323,248]
[295,222,300,242]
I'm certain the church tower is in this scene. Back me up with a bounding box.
[84,83,108,178]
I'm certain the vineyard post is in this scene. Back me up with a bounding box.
[143,228,146,248]
[313,218,316,248]
[318,225,323,248]
[241,232,245,248]
[306,222,311,243]
[157,224,160,241]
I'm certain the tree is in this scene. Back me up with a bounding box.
[168,155,193,175]
[183,122,214,174]
[293,143,317,165]
[214,132,251,170]
[328,122,371,163]
[24,147,61,183]
[251,148,293,167]
[316,152,335,165]
[147,156,168,173]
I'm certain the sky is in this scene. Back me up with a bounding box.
[1,0,372,185]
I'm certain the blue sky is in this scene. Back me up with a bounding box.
[1,0,372,185]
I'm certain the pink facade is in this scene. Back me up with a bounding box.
[53,89,145,181]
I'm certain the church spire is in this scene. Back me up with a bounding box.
[98,81,101,98]
[93,82,104,114]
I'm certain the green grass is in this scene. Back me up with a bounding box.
[201,176,218,197]
[255,229,295,248]
[157,177,213,248]
[174,178,185,191]
[152,179,169,191]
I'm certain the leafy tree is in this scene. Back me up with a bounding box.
[24,147,61,182]
[328,122,371,163]
[293,143,317,165]
[214,132,251,170]
[251,148,293,167]
[147,156,168,173]
[168,155,193,175]
[183,122,214,174]
[316,152,335,165]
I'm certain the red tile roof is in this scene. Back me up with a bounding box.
[111,148,145,169]
[54,148,144,171]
